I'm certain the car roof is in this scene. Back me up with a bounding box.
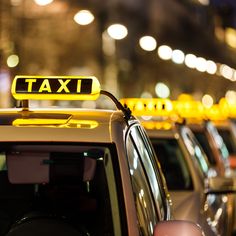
[0,108,129,143]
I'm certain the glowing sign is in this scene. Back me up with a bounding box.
[11,75,101,100]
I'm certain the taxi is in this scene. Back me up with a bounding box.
[121,97,236,236]
[0,76,205,236]
[173,95,232,177]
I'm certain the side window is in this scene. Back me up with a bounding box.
[129,127,166,219]
[206,122,229,160]
[180,127,209,177]
[193,130,216,165]
[126,137,158,235]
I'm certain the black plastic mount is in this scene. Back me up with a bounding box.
[15,91,132,120]
[100,90,132,120]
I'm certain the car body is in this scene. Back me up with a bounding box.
[120,98,236,236]
[0,76,205,236]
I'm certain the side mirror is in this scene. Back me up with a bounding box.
[153,220,204,236]
[205,176,236,194]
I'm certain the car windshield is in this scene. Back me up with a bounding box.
[0,142,121,236]
[150,138,193,191]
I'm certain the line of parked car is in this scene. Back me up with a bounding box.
[0,75,235,236]
[121,95,236,236]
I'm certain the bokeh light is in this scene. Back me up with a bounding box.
[107,24,128,40]
[206,60,217,74]
[7,54,19,68]
[139,36,157,51]
[219,64,234,80]
[34,0,53,6]
[171,49,185,64]
[195,57,207,72]
[157,45,172,60]
[225,90,236,104]
[155,82,170,98]
[184,54,197,69]
[202,94,214,108]
[74,10,94,26]
[140,91,153,98]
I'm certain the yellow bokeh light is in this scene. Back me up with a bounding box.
[225,28,236,49]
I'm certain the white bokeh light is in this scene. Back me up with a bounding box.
[74,10,94,26]
[220,64,234,80]
[195,57,207,72]
[140,91,153,98]
[225,90,236,104]
[7,54,19,68]
[184,54,197,69]
[202,94,214,108]
[171,49,185,64]
[157,45,172,60]
[34,0,53,6]
[206,60,217,74]
[198,0,209,5]
[155,82,170,98]
[107,24,128,40]
[139,36,157,51]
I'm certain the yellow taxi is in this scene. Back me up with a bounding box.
[0,76,204,236]
[121,97,236,236]
[173,96,232,177]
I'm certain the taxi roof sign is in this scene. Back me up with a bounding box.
[120,98,174,117]
[11,76,101,100]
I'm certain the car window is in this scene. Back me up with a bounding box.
[206,122,229,161]
[126,136,158,235]
[180,127,210,177]
[0,143,122,236]
[192,130,217,166]
[129,126,167,219]
[151,137,193,191]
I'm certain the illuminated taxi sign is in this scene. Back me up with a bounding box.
[142,121,173,130]
[11,76,101,100]
[205,104,228,121]
[173,100,205,119]
[219,97,236,118]
[120,98,174,117]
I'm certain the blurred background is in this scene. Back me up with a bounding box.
[1,0,236,107]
